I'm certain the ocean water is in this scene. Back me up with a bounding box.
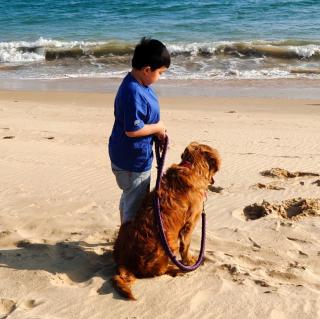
[1,0,320,80]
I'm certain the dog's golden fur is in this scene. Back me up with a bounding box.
[112,142,221,300]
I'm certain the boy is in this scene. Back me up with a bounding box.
[108,37,170,224]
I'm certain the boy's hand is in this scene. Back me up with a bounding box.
[156,121,167,140]
[156,131,167,141]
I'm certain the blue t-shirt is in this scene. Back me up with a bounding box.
[108,72,160,172]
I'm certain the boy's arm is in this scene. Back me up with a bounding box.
[125,121,166,138]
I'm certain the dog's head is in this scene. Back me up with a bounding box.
[180,142,221,185]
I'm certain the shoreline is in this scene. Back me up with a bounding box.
[1,77,320,99]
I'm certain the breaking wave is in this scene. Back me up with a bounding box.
[2,38,320,62]
[1,38,320,79]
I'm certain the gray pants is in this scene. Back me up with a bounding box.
[111,163,151,224]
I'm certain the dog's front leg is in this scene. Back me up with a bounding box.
[179,213,201,265]
[179,222,194,265]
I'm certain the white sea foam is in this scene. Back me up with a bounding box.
[0,37,111,63]
[2,67,320,81]
[0,49,43,63]
[290,45,320,59]
[167,41,231,56]
[167,41,320,59]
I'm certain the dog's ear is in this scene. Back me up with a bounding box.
[194,144,221,173]
[203,147,221,173]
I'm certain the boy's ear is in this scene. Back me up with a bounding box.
[143,66,151,74]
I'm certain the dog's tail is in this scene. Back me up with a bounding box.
[112,266,137,300]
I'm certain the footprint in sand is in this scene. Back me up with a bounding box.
[243,198,320,221]
[312,179,320,186]
[0,230,12,238]
[287,237,311,244]
[298,251,308,258]
[0,299,16,317]
[250,182,285,190]
[2,136,15,139]
[288,261,307,270]
[260,168,319,178]
[267,269,299,282]
[254,279,270,288]
[220,263,241,276]
[20,299,43,310]
[219,263,272,287]
[49,273,79,287]
[208,185,224,193]
[248,237,261,250]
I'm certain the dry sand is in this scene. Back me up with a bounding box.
[0,88,319,318]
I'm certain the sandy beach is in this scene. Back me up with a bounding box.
[0,84,320,318]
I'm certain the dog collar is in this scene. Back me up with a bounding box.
[180,161,193,169]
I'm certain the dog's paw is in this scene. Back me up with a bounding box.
[183,255,198,266]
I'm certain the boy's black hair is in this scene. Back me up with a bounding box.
[132,37,171,71]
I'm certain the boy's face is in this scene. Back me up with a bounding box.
[141,66,167,86]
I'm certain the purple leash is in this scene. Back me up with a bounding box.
[154,135,206,272]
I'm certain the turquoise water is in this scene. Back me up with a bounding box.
[2,0,320,42]
[1,0,320,79]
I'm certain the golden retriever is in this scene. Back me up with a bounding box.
[112,142,221,300]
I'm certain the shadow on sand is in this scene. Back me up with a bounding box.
[0,239,122,299]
